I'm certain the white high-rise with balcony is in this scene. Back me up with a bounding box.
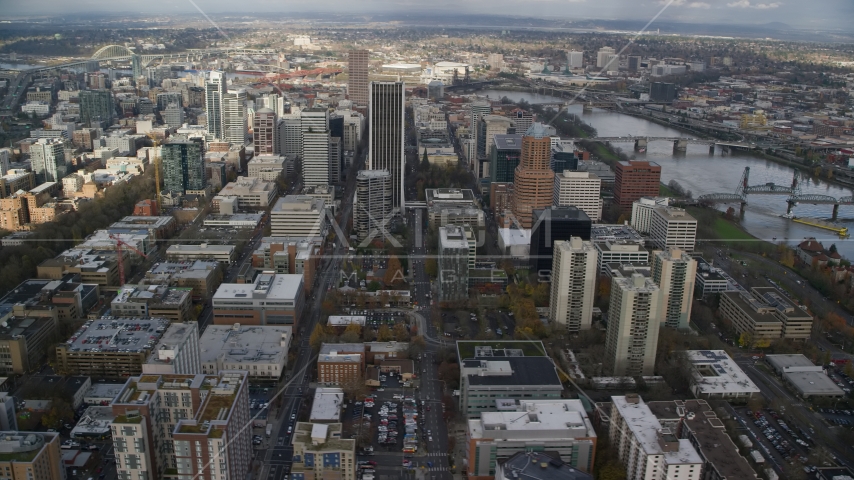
[553,171,603,221]
[549,238,598,333]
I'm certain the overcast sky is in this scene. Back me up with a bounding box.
[4,0,853,30]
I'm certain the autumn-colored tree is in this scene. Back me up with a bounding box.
[41,398,74,430]
[384,255,405,287]
[597,461,628,480]
[437,361,461,389]
[377,324,394,342]
[321,299,336,315]
[393,322,411,342]
[340,322,362,343]
[780,248,795,268]
[424,258,438,277]
[532,282,550,307]
[309,323,329,350]
[362,327,377,342]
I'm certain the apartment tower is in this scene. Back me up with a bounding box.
[604,273,663,376]
[549,237,598,333]
[651,248,697,329]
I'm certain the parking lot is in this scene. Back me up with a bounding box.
[343,372,434,478]
[734,406,815,469]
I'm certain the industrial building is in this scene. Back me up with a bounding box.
[685,350,760,400]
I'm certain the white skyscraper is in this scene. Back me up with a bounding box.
[222,89,247,145]
[368,81,405,211]
[567,51,583,69]
[605,272,663,376]
[553,171,603,222]
[30,138,67,184]
[597,47,617,69]
[651,248,697,330]
[300,108,330,188]
[278,115,302,157]
[204,71,226,140]
[549,237,598,333]
[649,206,698,252]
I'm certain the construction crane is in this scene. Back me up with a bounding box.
[110,233,148,286]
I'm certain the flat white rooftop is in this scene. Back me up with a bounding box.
[687,350,760,395]
[310,387,344,422]
[213,273,303,301]
[199,325,291,366]
[613,396,703,465]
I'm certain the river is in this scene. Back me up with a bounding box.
[482,90,854,260]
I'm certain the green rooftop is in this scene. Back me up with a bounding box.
[0,449,40,462]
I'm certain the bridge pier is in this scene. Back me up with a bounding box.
[583,103,593,113]
[634,138,648,152]
[786,201,795,215]
[673,139,688,154]
[833,203,839,221]
[709,144,715,155]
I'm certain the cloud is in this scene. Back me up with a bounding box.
[727,0,780,8]
[659,0,710,8]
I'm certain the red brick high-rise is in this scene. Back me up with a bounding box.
[614,160,662,210]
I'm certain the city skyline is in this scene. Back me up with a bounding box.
[2,1,853,30]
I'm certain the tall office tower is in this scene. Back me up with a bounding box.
[253,108,278,155]
[156,92,183,111]
[567,51,584,69]
[79,89,114,127]
[511,109,533,134]
[630,197,671,234]
[0,148,10,176]
[469,101,491,163]
[605,272,663,376]
[111,371,252,480]
[162,103,184,128]
[222,89,247,145]
[348,49,369,107]
[205,71,226,139]
[651,248,697,329]
[549,237,598,333]
[131,54,143,85]
[162,138,206,194]
[614,160,661,210]
[354,169,392,242]
[278,115,302,157]
[329,137,342,184]
[300,108,330,187]
[529,206,592,274]
[368,81,405,211]
[438,225,470,305]
[627,55,641,71]
[30,138,67,184]
[649,206,697,252]
[489,134,522,184]
[553,170,603,221]
[596,47,616,69]
[511,123,554,229]
[477,116,513,179]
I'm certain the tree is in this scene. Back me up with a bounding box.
[420,148,430,172]
[340,322,362,343]
[367,280,381,292]
[362,327,377,342]
[384,255,404,287]
[437,361,461,389]
[597,461,627,480]
[780,248,795,268]
[829,243,838,254]
[377,324,393,342]
[424,258,438,277]
[321,299,336,315]
[309,323,329,350]
[41,398,74,429]
[393,322,411,342]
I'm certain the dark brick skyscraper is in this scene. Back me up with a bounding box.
[348,49,369,108]
[614,160,662,209]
